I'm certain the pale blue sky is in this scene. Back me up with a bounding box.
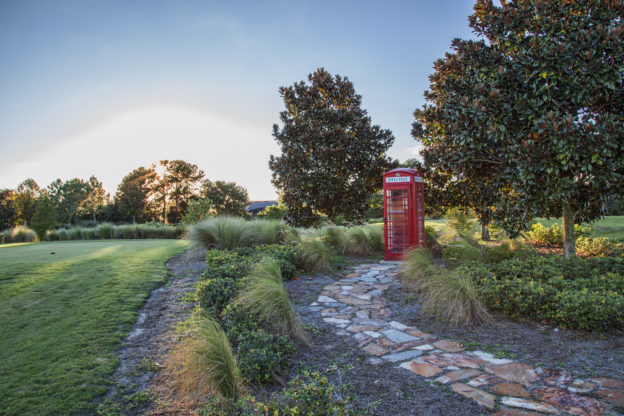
[0,0,476,199]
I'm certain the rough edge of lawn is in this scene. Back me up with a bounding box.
[0,239,189,416]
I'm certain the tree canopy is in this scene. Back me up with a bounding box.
[413,0,624,258]
[269,68,395,226]
[201,180,249,217]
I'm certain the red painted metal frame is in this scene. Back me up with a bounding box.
[383,168,425,260]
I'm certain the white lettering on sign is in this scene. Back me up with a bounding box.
[385,176,423,183]
[385,176,411,183]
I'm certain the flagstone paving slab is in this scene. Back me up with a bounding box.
[313,261,622,415]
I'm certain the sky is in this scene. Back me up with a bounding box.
[0,0,476,200]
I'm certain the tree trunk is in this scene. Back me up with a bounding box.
[481,222,490,241]
[562,202,576,259]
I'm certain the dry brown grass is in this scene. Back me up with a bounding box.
[162,316,243,408]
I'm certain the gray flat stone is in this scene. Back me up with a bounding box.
[470,350,514,365]
[388,321,408,330]
[323,317,350,324]
[382,329,419,343]
[382,350,423,362]
[318,295,337,303]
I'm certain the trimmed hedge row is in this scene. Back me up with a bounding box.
[44,223,185,241]
[461,256,624,331]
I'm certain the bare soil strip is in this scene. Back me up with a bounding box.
[103,247,206,415]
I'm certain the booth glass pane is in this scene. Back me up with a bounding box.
[385,189,409,253]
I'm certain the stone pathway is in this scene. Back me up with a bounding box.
[313,261,624,416]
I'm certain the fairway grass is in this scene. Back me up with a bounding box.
[0,240,189,416]
[535,215,624,240]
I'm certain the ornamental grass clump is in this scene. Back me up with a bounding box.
[166,315,242,405]
[418,269,492,326]
[248,257,283,284]
[297,239,333,273]
[401,248,437,291]
[0,226,37,244]
[234,274,309,345]
[342,227,373,257]
[402,247,492,325]
[248,219,294,246]
[188,217,251,250]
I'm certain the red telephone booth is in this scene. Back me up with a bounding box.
[383,168,425,260]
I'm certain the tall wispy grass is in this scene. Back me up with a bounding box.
[165,315,243,405]
[234,272,309,344]
[0,225,37,244]
[320,225,383,257]
[417,269,493,326]
[401,248,436,291]
[187,217,295,250]
[248,257,284,284]
[297,239,333,273]
[402,247,492,325]
[43,223,185,241]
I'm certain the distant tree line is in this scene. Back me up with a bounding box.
[0,160,250,237]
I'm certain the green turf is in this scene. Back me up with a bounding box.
[534,216,624,239]
[0,239,189,416]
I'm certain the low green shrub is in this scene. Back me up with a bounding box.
[233,245,299,280]
[0,225,37,244]
[199,371,357,415]
[576,236,622,257]
[463,255,624,330]
[525,223,591,246]
[196,276,245,317]
[235,328,295,384]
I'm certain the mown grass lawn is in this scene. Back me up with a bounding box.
[0,239,189,416]
[535,215,624,239]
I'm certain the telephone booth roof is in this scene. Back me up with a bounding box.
[384,168,422,177]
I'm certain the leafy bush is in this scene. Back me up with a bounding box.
[165,315,242,404]
[219,304,296,385]
[196,276,245,318]
[464,256,624,330]
[0,225,37,244]
[235,328,295,384]
[576,236,622,257]
[233,245,299,280]
[264,371,357,416]
[199,371,357,415]
[525,223,591,246]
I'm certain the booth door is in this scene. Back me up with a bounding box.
[385,188,409,254]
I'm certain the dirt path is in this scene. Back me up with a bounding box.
[102,246,206,415]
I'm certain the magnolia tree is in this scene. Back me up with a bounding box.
[413,0,624,258]
[270,68,395,226]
